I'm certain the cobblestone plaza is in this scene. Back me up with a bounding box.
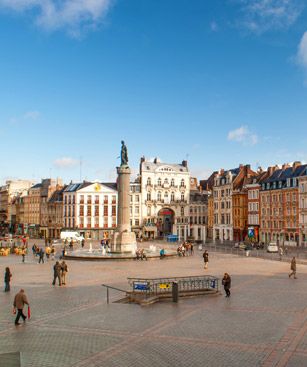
[1,248,307,367]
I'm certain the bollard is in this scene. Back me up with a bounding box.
[172,282,179,303]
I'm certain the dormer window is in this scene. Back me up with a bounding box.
[293,178,297,187]
[287,178,291,187]
[273,182,276,189]
[279,181,282,189]
[266,183,270,190]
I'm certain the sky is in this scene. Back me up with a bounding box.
[0,0,307,184]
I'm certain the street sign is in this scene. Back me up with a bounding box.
[134,283,149,291]
[159,283,170,289]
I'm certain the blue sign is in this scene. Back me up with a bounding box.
[134,283,149,291]
[210,280,216,288]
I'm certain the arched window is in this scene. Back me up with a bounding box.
[181,193,185,201]
[171,192,175,202]
[147,192,151,201]
[158,178,162,186]
[180,179,185,187]
[181,206,184,216]
[171,179,175,187]
[164,178,168,185]
[147,178,151,186]
[157,192,162,201]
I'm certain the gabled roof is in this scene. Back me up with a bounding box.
[102,182,117,190]
[64,182,92,193]
[31,183,42,189]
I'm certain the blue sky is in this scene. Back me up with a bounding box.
[0,0,307,184]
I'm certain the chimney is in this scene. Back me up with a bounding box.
[239,164,244,169]
[268,166,275,175]
[182,160,188,168]
[282,163,290,170]
[293,161,301,169]
[154,157,158,164]
[220,169,224,175]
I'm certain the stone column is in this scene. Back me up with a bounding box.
[111,166,137,253]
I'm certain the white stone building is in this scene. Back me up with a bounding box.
[63,182,118,240]
[139,157,190,240]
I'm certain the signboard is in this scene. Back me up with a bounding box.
[133,283,149,291]
[210,280,216,288]
[159,283,171,289]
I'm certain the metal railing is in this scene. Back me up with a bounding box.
[127,275,219,299]
[101,284,127,304]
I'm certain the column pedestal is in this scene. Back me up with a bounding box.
[111,165,137,253]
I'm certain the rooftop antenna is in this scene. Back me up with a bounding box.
[79,156,82,182]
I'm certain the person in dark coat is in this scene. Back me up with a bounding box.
[4,267,12,292]
[38,248,44,264]
[203,250,209,269]
[13,289,29,325]
[52,261,62,286]
[289,257,297,279]
[222,273,231,297]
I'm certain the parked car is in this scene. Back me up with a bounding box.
[267,242,279,253]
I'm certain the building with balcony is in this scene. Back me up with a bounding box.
[260,162,307,245]
[140,157,190,240]
[63,182,118,240]
[299,173,307,246]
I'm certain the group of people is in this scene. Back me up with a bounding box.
[177,242,194,257]
[31,244,55,263]
[135,248,147,260]
[52,260,68,286]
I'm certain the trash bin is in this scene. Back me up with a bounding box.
[172,282,179,303]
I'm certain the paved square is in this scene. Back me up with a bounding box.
[1,247,307,367]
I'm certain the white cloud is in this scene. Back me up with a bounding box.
[227,125,258,145]
[54,157,79,169]
[9,110,41,124]
[24,110,40,120]
[238,0,304,33]
[210,21,218,32]
[0,0,112,36]
[298,31,307,68]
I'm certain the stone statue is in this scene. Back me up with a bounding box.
[120,140,128,166]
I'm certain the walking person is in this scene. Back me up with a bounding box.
[4,267,12,292]
[21,246,26,263]
[289,257,297,279]
[203,250,209,269]
[52,261,62,286]
[13,289,29,325]
[60,261,68,285]
[38,248,45,264]
[222,273,231,297]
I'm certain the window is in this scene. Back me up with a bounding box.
[164,178,168,185]
[135,195,139,203]
[112,206,116,216]
[135,219,139,226]
[147,192,151,201]
[171,179,175,187]
[147,178,151,186]
[157,192,162,201]
[95,195,99,204]
[157,178,162,186]
[171,192,175,202]
[104,195,108,204]
[87,195,92,204]
[135,206,139,215]
[180,179,185,187]
[104,206,108,216]
[112,195,116,204]
[181,193,185,201]
[181,206,184,216]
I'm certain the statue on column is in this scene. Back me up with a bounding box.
[120,140,128,166]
